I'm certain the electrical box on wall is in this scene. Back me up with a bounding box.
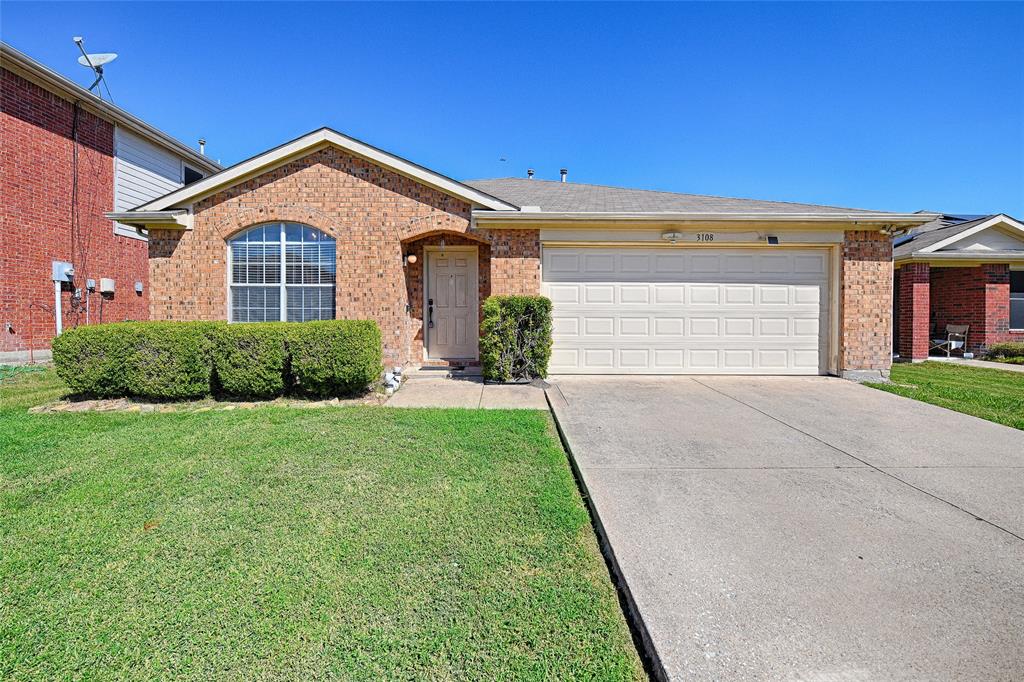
[99,278,116,294]
[52,261,74,282]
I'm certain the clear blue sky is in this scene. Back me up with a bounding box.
[4,2,1023,214]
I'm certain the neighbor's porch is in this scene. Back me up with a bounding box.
[895,262,1023,360]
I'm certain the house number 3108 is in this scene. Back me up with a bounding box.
[696,233,714,242]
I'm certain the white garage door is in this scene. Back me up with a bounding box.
[542,247,830,375]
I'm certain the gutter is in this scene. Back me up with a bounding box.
[896,251,1024,264]
[1,42,220,174]
[105,209,190,229]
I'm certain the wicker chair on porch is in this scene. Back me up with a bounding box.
[930,324,969,357]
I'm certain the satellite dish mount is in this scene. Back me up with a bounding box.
[72,36,117,95]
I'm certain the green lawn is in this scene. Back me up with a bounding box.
[0,369,643,681]
[866,361,1024,430]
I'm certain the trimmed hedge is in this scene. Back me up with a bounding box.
[480,295,553,382]
[126,322,221,400]
[52,322,136,397]
[287,320,383,397]
[213,323,290,399]
[987,342,1024,359]
[52,319,382,400]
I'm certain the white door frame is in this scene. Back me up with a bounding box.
[423,245,479,360]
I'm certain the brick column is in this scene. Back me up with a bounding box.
[980,264,1011,350]
[839,230,893,379]
[897,263,930,360]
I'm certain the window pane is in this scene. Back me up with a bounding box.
[1011,300,1024,330]
[286,286,334,322]
[285,223,304,242]
[286,241,335,284]
[1011,271,1024,295]
[231,242,279,284]
[231,286,281,322]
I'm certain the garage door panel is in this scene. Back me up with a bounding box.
[555,312,826,340]
[584,317,615,336]
[619,285,650,304]
[583,285,615,304]
[547,284,580,304]
[542,247,829,375]
[619,317,650,336]
[653,285,685,304]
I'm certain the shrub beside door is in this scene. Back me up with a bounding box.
[480,295,553,382]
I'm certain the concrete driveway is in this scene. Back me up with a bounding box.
[547,376,1024,681]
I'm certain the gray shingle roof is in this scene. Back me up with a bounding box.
[464,178,881,215]
[894,214,997,257]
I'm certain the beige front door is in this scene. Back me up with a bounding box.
[425,246,479,359]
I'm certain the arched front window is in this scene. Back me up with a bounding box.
[228,223,336,322]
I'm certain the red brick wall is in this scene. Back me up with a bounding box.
[840,230,893,374]
[150,147,540,365]
[895,263,930,360]
[0,67,149,357]
[930,264,1011,352]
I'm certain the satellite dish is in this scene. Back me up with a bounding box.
[78,53,117,68]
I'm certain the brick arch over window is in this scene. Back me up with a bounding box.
[215,205,341,241]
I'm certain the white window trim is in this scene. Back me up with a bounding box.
[226,222,335,323]
[1010,268,1024,332]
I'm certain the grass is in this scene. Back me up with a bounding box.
[0,368,643,681]
[866,361,1024,430]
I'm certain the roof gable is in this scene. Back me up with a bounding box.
[920,214,1024,253]
[133,128,517,212]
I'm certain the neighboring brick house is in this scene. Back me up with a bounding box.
[893,213,1024,359]
[0,43,219,362]
[112,127,935,380]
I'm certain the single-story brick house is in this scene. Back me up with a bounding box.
[894,212,1024,359]
[110,128,935,379]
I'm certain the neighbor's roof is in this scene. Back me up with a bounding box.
[466,178,881,215]
[1,41,220,174]
[894,212,1024,258]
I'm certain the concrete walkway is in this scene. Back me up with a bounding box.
[385,371,548,409]
[928,356,1024,373]
[548,375,1024,681]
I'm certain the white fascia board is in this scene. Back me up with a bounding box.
[919,214,1024,253]
[105,210,191,229]
[135,128,519,212]
[1,42,220,174]
[472,210,938,226]
[895,251,1024,264]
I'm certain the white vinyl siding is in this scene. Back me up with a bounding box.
[542,247,830,375]
[113,127,188,239]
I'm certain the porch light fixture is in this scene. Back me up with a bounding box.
[661,231,683,244]
[402,253,418,267]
